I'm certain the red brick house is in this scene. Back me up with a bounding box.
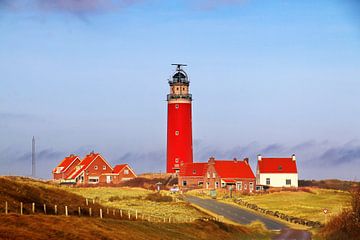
[205,157,256,193]
[54,152,137,185]
[178,162,207,190]
[100,164,137,184]
[179,157,256,193]
[65,152,114,184]
[52,154,81,180]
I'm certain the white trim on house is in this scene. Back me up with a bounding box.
[257,173,298,187]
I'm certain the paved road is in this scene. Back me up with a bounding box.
[185,195,312,240]
[185,195,285,230]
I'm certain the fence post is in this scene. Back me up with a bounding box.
[5,201,8,214]
[86,198,88,206]
[100,209,103,219]
[32,203,35,213]
[135,210,138,220]
[89,208,92,217]
[107,208,109,215]
[43,204,47,214]
[113,209,115,216]
[20,202,23,215]
[92,199,95,204]
[78,207,81,216]
[120,209,123,218]
[128,210,131,220]
[169,217,171,223]
[65,206,68,216]
[54,205,58,215]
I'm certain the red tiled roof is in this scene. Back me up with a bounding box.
[257,158,297,173]
[214,160,255,179]
[52,154,79,173]
[67,152,113,179]
[112,164,128,174]
[179,162,207,177]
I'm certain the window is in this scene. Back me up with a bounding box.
[182,180,187,186]
[198,181,203,186]
[236,182,242,190]
[175,104,179,109]
[215,182,219,189]
[244,184,247,190]
[94,165,98,170]
[175,131,179,136]
[249,182,254,191]
[193,170,196,174]
[278,165,283,171]
[103,165,106,170]
[286,179,291,185]
[88,176,99,184]
[206,182,210,189]
[124,169,129,175]
[175,158,179,163]
[266,178,270,185]
[207,172,210,178]
[212,173,216,178]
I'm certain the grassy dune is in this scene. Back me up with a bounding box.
[0,214,271,240]
[66,187,206,221]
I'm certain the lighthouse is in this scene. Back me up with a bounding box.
[166,64,193,173]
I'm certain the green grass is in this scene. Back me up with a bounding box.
[229,188,350,224]
[66,187,207,222]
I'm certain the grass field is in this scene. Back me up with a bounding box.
[66,187,207,222]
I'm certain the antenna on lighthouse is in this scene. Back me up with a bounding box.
[32,136,36,178]
[171,63,187,71]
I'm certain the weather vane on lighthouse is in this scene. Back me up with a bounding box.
[166,64,193,174]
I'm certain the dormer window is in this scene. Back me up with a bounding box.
[124,169,129,175]
[278,165,282,171]
[94,165,98,170]
[193,170,196,174]
[103,165,106,170]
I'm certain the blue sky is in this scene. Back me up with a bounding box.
[0,0,359,180]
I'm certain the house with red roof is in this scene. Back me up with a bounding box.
[54,152,137,185]
[101,164,137,184]
[178,162,207,190]
[52,154,81,180]
[256,154,298,188]
[204,157,256,193]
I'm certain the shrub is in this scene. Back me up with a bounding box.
[319,187,360,239]
[145,193,172,202]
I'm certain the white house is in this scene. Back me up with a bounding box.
[256,154,298,188]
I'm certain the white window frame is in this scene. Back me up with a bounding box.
[103,165,106,170]
[236,182,242,190]
[249,182,254,191]
[266,178,270,185]
[212,172,216,178]
[182,180,187,186]
[124,169,129,175]
[286,179,291,185]
[175,131,179,136]
[94,165,98,170]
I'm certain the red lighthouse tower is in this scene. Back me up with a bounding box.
[166,64,193,173]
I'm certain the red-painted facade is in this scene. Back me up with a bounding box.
[167,102,193,173]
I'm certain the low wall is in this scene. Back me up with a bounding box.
[232,198,323,228]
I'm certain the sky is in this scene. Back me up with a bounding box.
[0,0,359,180]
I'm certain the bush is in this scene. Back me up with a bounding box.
[319,187,360,239]
[145,193,173,202]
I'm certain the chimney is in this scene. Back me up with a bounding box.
[292,154,296,161]
[233,157,237,162]
[257,154,262,161]
[243,157,249,164]
[208,156,215,165]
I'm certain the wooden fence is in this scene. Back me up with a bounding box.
[0,199,216,224]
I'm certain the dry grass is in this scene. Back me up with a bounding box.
[318,187,360,240]
[0,214,271,240]
[66,187,207,221]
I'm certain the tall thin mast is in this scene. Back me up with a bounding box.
[32,136,36,178]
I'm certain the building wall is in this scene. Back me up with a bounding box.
[167,102,193,173]
[178,175,204,190]
[258,173,298,187]
[82,157,113,184]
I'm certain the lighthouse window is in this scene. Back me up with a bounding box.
[175,131,179,136]
[175,158,179,163]
[175,104,179,109]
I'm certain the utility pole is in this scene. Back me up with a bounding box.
[32,136,36,178]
